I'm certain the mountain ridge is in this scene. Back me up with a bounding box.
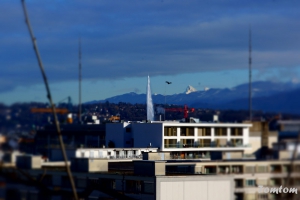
[85,81,300,114]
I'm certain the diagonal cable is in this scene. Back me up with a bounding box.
[21,1,78,199]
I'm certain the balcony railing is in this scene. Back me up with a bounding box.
[109,155,142,159]
[170,154,210,159]
[164,143,251,148]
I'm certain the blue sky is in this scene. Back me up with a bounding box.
[1,0,300,105]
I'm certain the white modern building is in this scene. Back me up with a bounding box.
[106,121,252,159]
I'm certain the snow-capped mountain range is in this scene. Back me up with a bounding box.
[86,81,300,114]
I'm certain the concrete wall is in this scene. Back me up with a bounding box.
[268,132,278,148]
[248,121,263,132]
[222,151,243,160]
[134,161,166,176]
[16,155,41,169]
[243,127,249,145]
[245,130,277,155]
[156,176,233,200]
[143,152,170,160]
[244,136,261,154]
[71,158,108,172]
[132,123,163,149]
[279,150,292,160]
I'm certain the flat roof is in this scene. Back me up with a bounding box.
[59,148,158,151]
[132,121,252,127]
[164,123,251,127]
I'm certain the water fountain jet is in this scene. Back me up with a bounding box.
[147,76,154,121]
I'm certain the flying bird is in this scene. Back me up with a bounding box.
[166,81,172,84]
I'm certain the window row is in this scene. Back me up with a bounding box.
[164,127,243,136]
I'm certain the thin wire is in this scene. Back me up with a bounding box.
[79,37,82,123]
[249,25,252,121]
[21,1,78,199]
[164,83,166,120]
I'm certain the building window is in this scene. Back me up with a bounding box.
[215,128,227,136]
[231,128,243,136]
[234,179,243,188]
[164,139,177,148]
[294,165,300,172]
[180,127,186,136]
[90,151,94,158]
[164,127,177,136]
[142,181,154,194]
[180,139,194,148]
[231,165,243,173]
[256,179,268,186]
[198,127,211,136]
[187,128,194,136]
[257,166,268,173]
[245,166,255,173]
[230,139,243,147]
[205,166,217,174]
[126,180,142,193]
[245,179,256,187]
[257,194,268,200]
[197,139,211,147]
[269,178,281,186]
[270,165,281,173]
[282,165,290,172]
[180,127,194,136]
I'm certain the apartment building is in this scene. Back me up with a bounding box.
[106,121,252,159]
[3,120,298,200]
[163,158,300,200]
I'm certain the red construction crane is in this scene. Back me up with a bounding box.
[30,108,69,115]
[165,105,195,119]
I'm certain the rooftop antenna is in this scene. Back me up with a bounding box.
[79,37,82,123]
[249,25,252,121]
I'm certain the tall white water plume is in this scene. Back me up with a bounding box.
[147,76,154,121]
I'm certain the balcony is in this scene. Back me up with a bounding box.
[269,178,282,186]
[234,179,244,188]
[170,153,210,159]
[270,165,282,173]
[231,165,243,174]
[204,166,217,174]
[218,166,230,174]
